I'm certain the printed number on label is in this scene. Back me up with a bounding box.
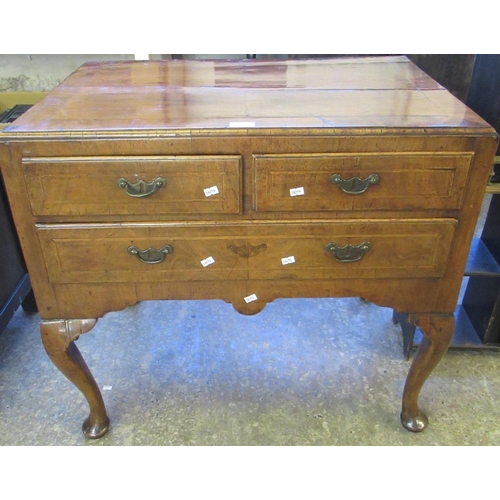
[290,187,305,197]
[204,186,219,197]
[201,256,215,267]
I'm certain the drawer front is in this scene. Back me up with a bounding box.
[253,152,473,211]
[245,219,456,280]
[38,223,250,284]
[24,155,242,216]
[37,219,456,284]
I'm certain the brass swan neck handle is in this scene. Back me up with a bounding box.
[326,242,371,263]
[127,244,173,264]
[330,173,379,194]
[117,177,166,198]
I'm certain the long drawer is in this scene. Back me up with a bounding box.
[23,155,242,216]
[37,219,457,284]
[253,152,473,211]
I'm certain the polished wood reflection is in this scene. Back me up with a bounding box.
[4,56,490,134]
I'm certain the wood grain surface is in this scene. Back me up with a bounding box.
[2,56,492,134]
[0,56,498,436]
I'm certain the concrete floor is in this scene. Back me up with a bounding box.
[1,294,500,446]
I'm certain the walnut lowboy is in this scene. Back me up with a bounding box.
[0,57,498,438]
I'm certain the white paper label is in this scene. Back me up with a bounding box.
[229,121,256,127]
[103,385,113,391]
[281,256,296,265]
[290,187,305,197]
[201,256,215,267]
[204,186,219,197]
[244,294,258,303]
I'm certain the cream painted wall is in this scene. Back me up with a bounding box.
[0,54,136,92]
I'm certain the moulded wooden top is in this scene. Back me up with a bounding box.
[2,56,496,136]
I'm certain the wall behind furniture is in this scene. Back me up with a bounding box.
[407,54,475,102]
[0,55,135,92]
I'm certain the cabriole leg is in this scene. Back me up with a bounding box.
[400,313,454,432]
[40,319,110,439]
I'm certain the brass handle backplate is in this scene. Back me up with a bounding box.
[117,177,166,198]
[330,173,379,194]
[326,242,371,263]
[127,244,173,264]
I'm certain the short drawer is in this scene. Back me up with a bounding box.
[253,152,473,211]
[37,219,457,284]
[23,155,242,216]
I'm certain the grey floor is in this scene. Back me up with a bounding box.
[2,294,500,446]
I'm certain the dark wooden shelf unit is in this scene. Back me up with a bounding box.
[397,55,500,359]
